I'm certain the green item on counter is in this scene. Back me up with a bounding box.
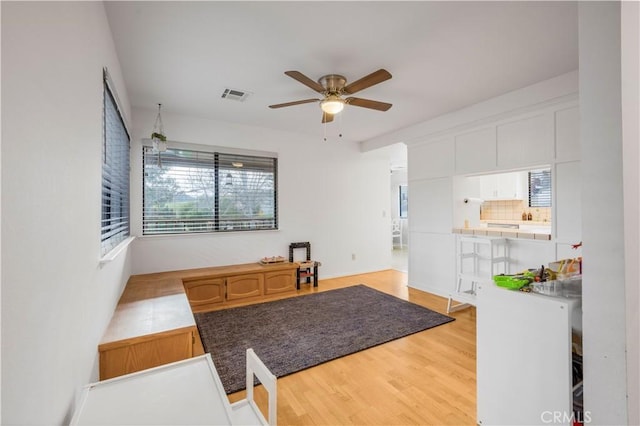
[493,274,529,290]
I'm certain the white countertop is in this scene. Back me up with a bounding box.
[452,226,551,240]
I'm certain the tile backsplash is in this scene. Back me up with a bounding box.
[480,200,551,222]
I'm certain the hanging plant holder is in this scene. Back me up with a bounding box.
[151,104,167,166]
[152,137,167,153]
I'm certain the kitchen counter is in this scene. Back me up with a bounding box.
[480,219,550,226]
[452,226,551,240]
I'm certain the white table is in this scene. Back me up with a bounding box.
[70,354,233,425]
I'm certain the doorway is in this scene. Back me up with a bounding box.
[389,143,408,272]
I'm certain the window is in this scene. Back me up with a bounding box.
[399,185,408,218]
[528,169,551,207]
[143,147,277,235]
[101,71,130,256]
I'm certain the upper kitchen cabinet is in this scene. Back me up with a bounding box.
[555,106,580,162]
[479,171,528,200]
[455,127,496,174]
[408,138,454,180]
[497,114,554,168]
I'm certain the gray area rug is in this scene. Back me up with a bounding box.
[194,284,454,394]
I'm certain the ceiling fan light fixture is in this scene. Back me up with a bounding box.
[320,96,345,115]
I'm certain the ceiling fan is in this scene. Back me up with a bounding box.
[269,69,392,123]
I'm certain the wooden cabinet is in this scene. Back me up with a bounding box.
[180,262,298,312]
[226,273,263,300]
[264,269,297,294]
[183,277,225,312]
[100,329,194,380]
[98,278,200,380]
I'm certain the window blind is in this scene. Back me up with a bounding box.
[399,185,408,218]
[101,79,131,255]
[143,147,277,235]
[528,169,551,207]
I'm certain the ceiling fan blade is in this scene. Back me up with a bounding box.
[321,112,334,123]
[269,98,319,109]
[284,71,325,93]
[346,97,392,111]
[343,69,392,95]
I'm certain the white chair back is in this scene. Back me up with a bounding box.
[246,348,277,425]
[230,348,277,425]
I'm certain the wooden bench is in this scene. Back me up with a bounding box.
[99,262,299,380]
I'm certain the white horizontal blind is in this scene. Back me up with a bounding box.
[399,185,408,218]
[143,147,277,235]
[529,169,552,207]
[101,82,130,255]
[218,152,277,231]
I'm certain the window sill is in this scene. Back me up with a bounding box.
[137,229,280,240]
[99,236,136,266]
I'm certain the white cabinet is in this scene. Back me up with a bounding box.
[497,114,554,168]
[409,138,454,180]
[479,171,527,200]
[408,232,456,298]
[477,283,580,426]
[455,127,496,174]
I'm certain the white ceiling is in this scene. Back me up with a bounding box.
[104,1,578,144]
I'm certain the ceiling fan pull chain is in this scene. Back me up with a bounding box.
[323,113,327,141]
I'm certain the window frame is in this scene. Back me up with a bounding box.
[142,145,278,236]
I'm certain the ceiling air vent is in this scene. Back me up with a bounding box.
[221,88,251,102]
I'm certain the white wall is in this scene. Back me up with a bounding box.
[0,3,3,420]
[622,2,640,423]
[1,3,132,424]
[579,3,628,423]
[130,108,391,278]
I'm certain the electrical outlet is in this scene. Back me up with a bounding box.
[352,253,356,261]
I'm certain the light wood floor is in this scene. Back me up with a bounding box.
[227,269,477,425]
